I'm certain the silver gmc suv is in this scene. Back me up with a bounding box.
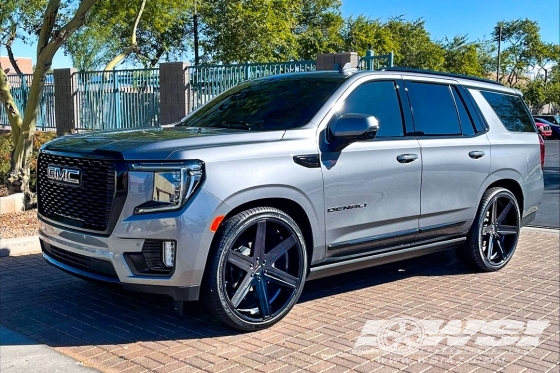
[38,68,544,331]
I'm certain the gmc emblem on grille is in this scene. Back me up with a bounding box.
[47,166,81,185]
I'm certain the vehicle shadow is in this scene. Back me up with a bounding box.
[0,249,471,347]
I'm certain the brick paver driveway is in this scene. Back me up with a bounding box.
[1,228,558,373]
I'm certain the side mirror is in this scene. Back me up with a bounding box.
[329,114,379,152]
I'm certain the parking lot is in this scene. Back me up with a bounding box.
[0,228,558,373]
[532,140,560,228]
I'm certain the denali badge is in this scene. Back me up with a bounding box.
[327,203,367,213]
[47,166,81,185]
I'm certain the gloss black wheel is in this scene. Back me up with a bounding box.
[456,188,520,272]
[203,207,307,331]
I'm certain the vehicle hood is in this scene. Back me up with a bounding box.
[41,126,285,160]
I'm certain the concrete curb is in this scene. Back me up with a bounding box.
[0,236,41,257]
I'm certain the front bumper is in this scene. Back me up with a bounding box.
[39,182,227,301]
[42,244,201,300]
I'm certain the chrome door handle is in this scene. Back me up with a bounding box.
[469,151,485,159]
[397,154,418,163]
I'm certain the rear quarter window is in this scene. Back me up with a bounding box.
[479,91,535,133]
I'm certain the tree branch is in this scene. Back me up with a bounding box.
[44,0,100,58]
[104,0,147,71]
[37,0,61,57]
[5,23,24,75]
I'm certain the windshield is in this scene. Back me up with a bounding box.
[178,76,345,131]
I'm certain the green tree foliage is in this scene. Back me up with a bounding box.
[385,17,444,70]
[293,0,344,60]
[340,16,396,57]
[199,0,299,64]
[0,0,49,74]
[522,57,560,112]
[64,0,193,70]
[492,19,547,86]
[442,36,485,77]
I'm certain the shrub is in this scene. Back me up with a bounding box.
[0,131,57,191]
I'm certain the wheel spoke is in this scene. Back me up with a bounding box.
[254,220,266,260]
[230,273,254,307]
[497,225,517,235]
[227,250,254,272]
[486,236,494,260]
[496,201,512,224]
[264,266,298,289]
[254,276,271,318]
[495,239,507,259]
[491,199,497,224]
[265,235,296,264]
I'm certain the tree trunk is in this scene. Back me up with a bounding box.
[2,0,100,209]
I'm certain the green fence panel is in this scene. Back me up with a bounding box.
[0,74,56,130]
[359,51,394,71]
[75,69,160,130]
[188,60,316,111]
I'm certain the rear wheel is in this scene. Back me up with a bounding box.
[203,207,307,331]
[456,188,521,272]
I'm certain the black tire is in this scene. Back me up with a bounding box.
[203,207,308,331]
[456,187,521,272]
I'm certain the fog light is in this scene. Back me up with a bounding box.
[162,241,176,268]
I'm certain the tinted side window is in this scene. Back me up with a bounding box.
[452,87,475,135]
[338,81,404,138]
[479,91,535,133]
[406,82,461,135]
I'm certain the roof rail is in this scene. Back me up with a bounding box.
[380,67,504,86]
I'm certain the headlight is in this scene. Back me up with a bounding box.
[129,161,203,214]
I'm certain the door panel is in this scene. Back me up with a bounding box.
[322,139,422,255]
[401,79,491,235]
[417,136,490,233]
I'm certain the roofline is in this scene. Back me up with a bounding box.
[380,67,503,86]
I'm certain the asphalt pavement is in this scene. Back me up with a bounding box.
[531,139,560,228]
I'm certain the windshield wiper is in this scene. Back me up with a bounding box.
[215,121,260,130]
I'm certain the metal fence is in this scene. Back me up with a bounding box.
[188,60,316,111]
[1,55,395,132]
[74,69,160,130]
[359,51,394,71]
[0,74,56,130]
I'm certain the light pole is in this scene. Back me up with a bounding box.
[193,0,199,67]
[494,24,505,82]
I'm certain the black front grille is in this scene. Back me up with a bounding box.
[38,152,116,232]
[41,240,118,278]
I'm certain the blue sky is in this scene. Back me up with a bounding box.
[5,0,559,69]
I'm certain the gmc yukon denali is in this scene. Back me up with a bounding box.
[38,68,544,331]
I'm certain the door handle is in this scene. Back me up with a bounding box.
[469,151,485,159]
[397,154,418,163]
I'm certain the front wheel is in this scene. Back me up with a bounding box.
[456,188,521,272]
[203,207,308,331]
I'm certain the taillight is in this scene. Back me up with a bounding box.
[538,134,545,169]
